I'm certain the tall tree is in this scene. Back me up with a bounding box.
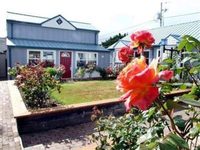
[101,33,127,48]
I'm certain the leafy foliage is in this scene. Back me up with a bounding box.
[9,63,61,108]
[93,35,200,150]
[101,33,127,48]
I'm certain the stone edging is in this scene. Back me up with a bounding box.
[8,80,30,117]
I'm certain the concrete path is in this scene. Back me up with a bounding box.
[0,81,22,150]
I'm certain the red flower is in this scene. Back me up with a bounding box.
[130,30,155,54]
[118,46,134,64]
[117,56,173,111]
[159,70,174,81]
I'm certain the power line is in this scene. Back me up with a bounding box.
[99,11,200,41]
[100,19,155,37]
[165,11,200,19]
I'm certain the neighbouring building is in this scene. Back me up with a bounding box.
[0,38,7,79]
[6,12,110,78]
[108,20,200,66]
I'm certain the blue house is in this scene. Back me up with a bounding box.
[6,12,110,78]
[108,20,200,66]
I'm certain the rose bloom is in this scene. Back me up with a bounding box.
[118,46,134,64]
[131,30,155,54]
[117,56,173,111]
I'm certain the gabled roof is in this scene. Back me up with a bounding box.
[7,39,108,52]
[41,15,77,30]
[107,40,130,50]
[122,20,200,45]
[7,12,99,31]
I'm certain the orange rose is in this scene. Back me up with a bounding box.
[117,56,173,111]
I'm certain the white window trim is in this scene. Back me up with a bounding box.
[75,51,98,68]
[27,49,56,64]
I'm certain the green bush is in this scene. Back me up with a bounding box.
[10,63,61,108]
[93,107,165,150]
[96,67,107,79]
[45,67,57,77]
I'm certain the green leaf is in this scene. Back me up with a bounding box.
[189,123,200,138]
[180,84,187,90]
[164,100,185,110]
[185,42,194,51]
[163,58,174,64]
[158,141,178,150]
[168,133,189,149]
[179,98,200,107]
[173,115,186,131]
[178,39,187,51]
[139,141,158,150]
[181,56,191,64]
[190,67,199,74]
[174,67,184,75]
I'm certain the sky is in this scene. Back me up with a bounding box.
[1,0,200,41]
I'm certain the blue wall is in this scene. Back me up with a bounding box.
[7,21,98,44]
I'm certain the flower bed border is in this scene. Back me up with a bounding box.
[9,81,191,134]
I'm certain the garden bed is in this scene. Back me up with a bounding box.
[9,80,191,134]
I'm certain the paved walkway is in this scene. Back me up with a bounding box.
[21,122,96,150]
[0,81,22,150]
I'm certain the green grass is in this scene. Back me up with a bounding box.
[50,80,121,105]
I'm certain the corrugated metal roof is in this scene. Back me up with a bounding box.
[108,40,130,49]
[7,39,108,52]
[122,20,200,45]
[7,12,98,31]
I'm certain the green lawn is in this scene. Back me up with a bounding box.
[50,80,122,105]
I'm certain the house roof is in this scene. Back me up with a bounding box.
[7,12,99,31]
[107,40,130,50]
[7,39,109,52]
[121,20,200,46]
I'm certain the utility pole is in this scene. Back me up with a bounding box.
[158,2,167,27]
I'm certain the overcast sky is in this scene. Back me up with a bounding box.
[1,0,200,41]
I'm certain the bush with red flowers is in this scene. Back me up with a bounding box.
[9,63,62,108]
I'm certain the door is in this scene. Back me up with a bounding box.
[60,51,72,78]
[0,53,7,80]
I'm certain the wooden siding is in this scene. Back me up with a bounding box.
[10,47,27,67]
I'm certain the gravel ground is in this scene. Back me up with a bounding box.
[21,122,97,150]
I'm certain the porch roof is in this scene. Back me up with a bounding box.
[7,39,109,52]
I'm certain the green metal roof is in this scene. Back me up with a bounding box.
[122,20,200,45]
[7,39,108,52]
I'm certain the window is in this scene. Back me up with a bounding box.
[28,50,56,66]
[143,51,149,64]
[134,51,149,64]
[76,52,97,68]
[28,51,41,65]
[43,51,55,63]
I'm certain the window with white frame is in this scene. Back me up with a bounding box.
[76,52,97,68]
[134,51,149,64]
[28,50,56,66]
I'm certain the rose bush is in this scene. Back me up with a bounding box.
[93,32,200,150]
